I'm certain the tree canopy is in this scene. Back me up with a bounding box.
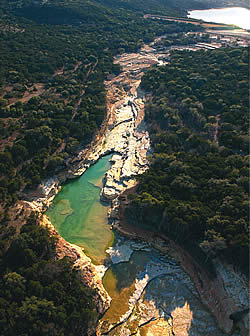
[126,47,249,274]
[0,214,97,335]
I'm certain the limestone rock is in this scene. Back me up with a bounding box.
[102,187,119,200]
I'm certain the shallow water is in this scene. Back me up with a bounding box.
[101,244,227,335]
[188,7,250,30]
[44,38,244,333]
[45,153,233,335]
[46,155,113,264]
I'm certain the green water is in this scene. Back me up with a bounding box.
[46,155,113,264]
[46,154,233,335]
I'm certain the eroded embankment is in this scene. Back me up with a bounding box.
[15,37,248,336]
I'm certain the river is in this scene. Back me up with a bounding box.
[45,32,245,335]
[46,155,229,335]
[188,7,250,30]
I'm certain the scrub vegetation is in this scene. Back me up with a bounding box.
[126,47,249,273]
[0,213,97,335]
[0,0,199,205]
[0,0,248,333]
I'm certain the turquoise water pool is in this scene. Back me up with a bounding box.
[46,155,113,264]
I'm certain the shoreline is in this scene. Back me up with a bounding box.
[187,7,250,30]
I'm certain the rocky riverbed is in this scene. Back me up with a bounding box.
[97,236,226,336]
[67,46,165,199]
[19,36,248,336]
[19,41,167,323]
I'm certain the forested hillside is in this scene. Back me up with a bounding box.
[0,0,188,205]
[0,0,248,333]
[0,213,97,335]
[0,0,208,205]
[126,47,249,273]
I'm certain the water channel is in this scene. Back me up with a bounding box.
[46,153,233,335]
[45,27,244,335]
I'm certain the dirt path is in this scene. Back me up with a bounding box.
[5,61,84,108]
[214,114,220,145]
[7,83,45,107]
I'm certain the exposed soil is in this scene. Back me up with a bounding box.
[214,114,221,145]
[7,83,45,107]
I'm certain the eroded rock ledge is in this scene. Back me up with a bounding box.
[40,215,111,316]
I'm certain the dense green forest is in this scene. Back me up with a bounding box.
[126,47,249,273]
[0,0,197,205]
[0,0,248,333]
[0,0,246,206]
[0,213,97,335]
